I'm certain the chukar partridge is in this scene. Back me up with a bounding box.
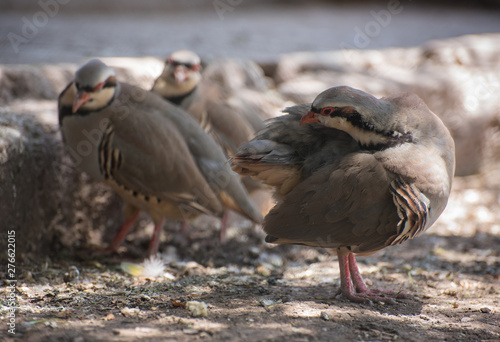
[151,50,255,157]
[232,86,455,303]
[59,59,262,256]
[152,50,267,238]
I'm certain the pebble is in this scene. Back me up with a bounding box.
[320,311,330,321]
[258,298,276,307]
[63,266,80,283]
[248,247,261,258]
[183,328,199,335]
[121,307,140,317]
[186,301,208,317]
[480,307,491,313]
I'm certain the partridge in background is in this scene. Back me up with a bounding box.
[151,50,255,156]
[152,50,271,238]
[232,86,455,303]
[59,59,262,256]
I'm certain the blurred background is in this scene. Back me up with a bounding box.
[1,0,500,64]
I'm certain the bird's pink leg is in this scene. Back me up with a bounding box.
[337,251,359,301]
[98,210,141,254]
[348,253,368,293]
[349,253,409,300]
[148,217,166,257]
[219,210,230,243]
[337,250,402,303]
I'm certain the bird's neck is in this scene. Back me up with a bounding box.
[152,72,201,105]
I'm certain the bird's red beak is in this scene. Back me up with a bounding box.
[72,91,91,113]
[300,111,320,126]
[173,66,187,84]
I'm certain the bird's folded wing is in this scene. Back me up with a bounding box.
[263,153,403,254]
[101,108,223,215]
[205,99,255,155]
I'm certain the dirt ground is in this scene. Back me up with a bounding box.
[1,168,499,342]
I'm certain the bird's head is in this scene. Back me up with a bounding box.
[72,59,118,113]
[165,50,201,85]
[301,86,412,149]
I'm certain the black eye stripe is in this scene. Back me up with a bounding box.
[169,61,195,68]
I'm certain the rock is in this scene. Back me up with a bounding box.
[274,33,500,176]
[186,301,208,317]
[0,64,73,104]
[320,311,330,321]
[203,58,271,93]
[0,99,123,262]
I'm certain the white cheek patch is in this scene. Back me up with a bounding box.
[153,68,201,97]
[82,87,116,111]
[319,116,389,146]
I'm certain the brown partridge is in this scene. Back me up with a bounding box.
[232,86,455,303]
[151,50,266,239]
[59,59,262,256]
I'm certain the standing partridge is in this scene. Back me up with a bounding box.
[232,86,455,303]
[152,50,266,239]
[59,59,262,256]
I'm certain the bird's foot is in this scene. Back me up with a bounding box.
[336,251,410,304]
[336,286,409,304]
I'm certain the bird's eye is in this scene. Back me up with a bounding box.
[320,107,335,116]
[93,82,105,92]
[169,60,182,68]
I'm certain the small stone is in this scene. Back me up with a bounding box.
[45,321,58,329]
[256,265,271,277]
[199,331,211,338]
[461,317,473,323]
[480,307,491,313]
[186,301,208,317]
[183,328,199,335]
[320,311,330,321]
[248,247,260,258]
[267,254,284,268]
[63,266,80,283]
[266,278,277,286]
[121,307,140,317]
[419,315,430,321]
[106,313,115,320]
[258,298,276,307]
